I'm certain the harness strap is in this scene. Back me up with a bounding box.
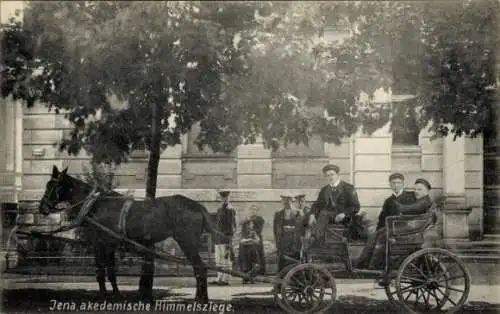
[117,199,134,236]
[73,191,100,225]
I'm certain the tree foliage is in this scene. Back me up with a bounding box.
[1,0,498,167]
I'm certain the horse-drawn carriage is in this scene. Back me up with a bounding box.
[274,212,471,314]
[3,166,471,314]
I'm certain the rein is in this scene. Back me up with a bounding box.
[34,188,100,236]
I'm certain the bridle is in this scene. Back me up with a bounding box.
[42,176,100,227]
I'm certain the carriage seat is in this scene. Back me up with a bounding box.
[384,212,437,268]
[386,211,436,241]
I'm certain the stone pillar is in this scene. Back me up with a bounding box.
[14,101,23,199]
[237,137,272,188]
[442,132,472,240]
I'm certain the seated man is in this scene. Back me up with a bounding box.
[308,164,361,242]
[354,173,416,269]
[357,178,434,285]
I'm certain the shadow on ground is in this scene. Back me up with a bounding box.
[1,289,499,314]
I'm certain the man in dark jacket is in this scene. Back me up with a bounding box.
[308,164,360,241]
[355,173,416,269]
[211,190,236,286]
[357,178,434,286]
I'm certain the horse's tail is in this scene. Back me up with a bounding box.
[199,205,231,241]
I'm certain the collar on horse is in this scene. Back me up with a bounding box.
[117,199,134,236]
[66,188,101,229]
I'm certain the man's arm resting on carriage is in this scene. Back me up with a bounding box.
[394,196,432,215]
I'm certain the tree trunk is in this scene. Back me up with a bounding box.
[140,100,161,301]
[145,101,162,199]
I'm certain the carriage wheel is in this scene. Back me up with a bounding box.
[279,263,336,314]
[385,266,409,308]
[396,248,470,314]
[384,275,399,307]
[273,263,299,310]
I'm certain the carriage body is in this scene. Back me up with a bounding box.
[275,212,472,314]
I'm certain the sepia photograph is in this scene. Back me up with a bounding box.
[0,1,499,313]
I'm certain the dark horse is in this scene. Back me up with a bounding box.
[39,165,223,303]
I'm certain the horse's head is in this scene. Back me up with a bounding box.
[39,165,73,215]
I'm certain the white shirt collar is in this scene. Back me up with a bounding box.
[393,190,403,197]
[330,180,341,188]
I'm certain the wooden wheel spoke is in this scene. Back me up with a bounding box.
[421,288,431,307]
[297,292,305,304]
[291,276,306,288]
[287,282,303,291]
[435,274,465,283]
[424,255,435,277]
[311,275,321,288]
[439,259,459,274]
[399,282,429,295]
[300,269,310,285]
[437,287,458,306]
[401,275,426,283]
[438,284,465,294]
[407,262,428,279]
[319,290,334,297]
[284,290,294,299]
[414,289,422,305]
[428,288,442,305]
[310,291,321,301]
[404,290,415,302]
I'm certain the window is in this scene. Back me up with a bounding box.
[391,21,423,95]
[391,100,420,146]
[272,134,325,158]
[129,141,148,158]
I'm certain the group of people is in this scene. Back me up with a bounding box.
[209,190,311,285]
[209,163,438,287]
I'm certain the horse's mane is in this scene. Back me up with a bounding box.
[66,174,122,197]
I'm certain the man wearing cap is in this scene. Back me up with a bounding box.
[355,173,416,269]
[361,178,434,286]
[211,190,237,286]
[274,191,302,271]
[393,178,433,215]
[308,164,361,240]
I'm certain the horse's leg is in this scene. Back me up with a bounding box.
[176,237,208,303]
[106,246,120,297]
[138,240,155,302]
[94,245,107,298]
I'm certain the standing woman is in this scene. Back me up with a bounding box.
[273,191,302,272]
[248,205,266,275]
[238,205,266,280]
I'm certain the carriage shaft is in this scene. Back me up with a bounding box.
[83,216,280,285]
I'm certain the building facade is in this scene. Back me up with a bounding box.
[1,1,498,249]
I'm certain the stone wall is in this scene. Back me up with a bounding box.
[20,101,485,239]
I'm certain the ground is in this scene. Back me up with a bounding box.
[1,275,500,313]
